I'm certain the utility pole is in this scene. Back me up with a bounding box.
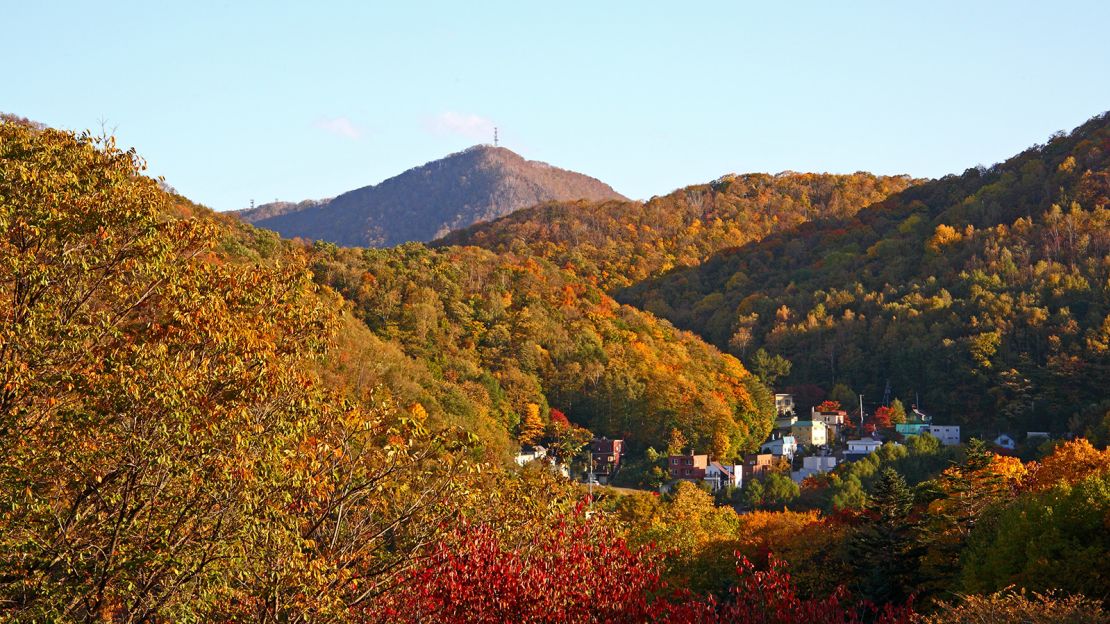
[859,394,865,431]
[587,448,594,516]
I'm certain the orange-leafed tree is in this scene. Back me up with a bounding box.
[1023,437,1110,491]
[517,402,546,446]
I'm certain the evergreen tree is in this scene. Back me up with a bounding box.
[846,468,921,604]
[743,479,765,510]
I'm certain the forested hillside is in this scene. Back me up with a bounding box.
[237,145,625,247]
[621,112,1110,440]
[309,243,772,458]
[438,172,916,290]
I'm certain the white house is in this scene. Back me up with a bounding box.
[846,438,882,455]
[761,435,798,460]
[704,461,742,491]
[929,425,961,446]
[791,455,838,483]
[514,445,547,466]
[993,433,1016,450]
[775,393,795,415]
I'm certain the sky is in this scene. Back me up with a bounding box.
[5,1,1110,211]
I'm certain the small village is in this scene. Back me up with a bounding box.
[515,392,1059,510]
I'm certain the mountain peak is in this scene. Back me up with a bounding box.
[237,147,624,247]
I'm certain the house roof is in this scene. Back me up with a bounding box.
[708,461,735,476]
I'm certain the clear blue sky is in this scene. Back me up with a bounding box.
[6,1,1110,210]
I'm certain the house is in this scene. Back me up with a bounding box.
[590,438,624,482]
[704,461,742,491]
[928,425,961,446]
[775,394,796,415]
[993,433,1016,450]
[668,451,709,481]
[514,445,547,467]
[792,455,838,482]
[811,406,847,426]
[895,422,930,437]
[846,437,882,455]
[810,407,847,442]
[1026,431,1050,443]
[741,453,775,480]
[791,420,828,447]
[761,435,798,461]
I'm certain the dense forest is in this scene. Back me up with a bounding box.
[620,113,1110,440]
[308,242,772,459]
[3,115,1110,622]
[438,171,917,290]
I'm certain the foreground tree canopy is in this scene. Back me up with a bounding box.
[0,118,473,621]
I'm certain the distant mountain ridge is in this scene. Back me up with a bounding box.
[234,145,625,247]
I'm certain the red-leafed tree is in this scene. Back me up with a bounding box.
[548,407,570,427]
[873,406,894,430]
[817,400,842,412]
[360,505,709,623]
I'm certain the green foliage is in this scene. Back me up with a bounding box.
[743,479,766,510]
[763,472,801,509]
[810,437,956,512]
[612,446,668,489]
[751,348,793,387]
[961,472,1110,599]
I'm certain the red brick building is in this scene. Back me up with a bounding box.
[668,452,709,480]
[741,453,774,481]
[591,438,624,480]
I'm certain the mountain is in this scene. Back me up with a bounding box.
[437,172,917,291]
[618,112,1110,439]
[235,145,626,247]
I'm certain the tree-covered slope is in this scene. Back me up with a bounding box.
[437,172,917,290]
[309,242,773,458]
[620,112,1110,439]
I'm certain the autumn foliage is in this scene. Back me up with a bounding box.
[361,510,703,623]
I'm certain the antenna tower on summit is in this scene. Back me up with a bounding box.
[494,127,499,147]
